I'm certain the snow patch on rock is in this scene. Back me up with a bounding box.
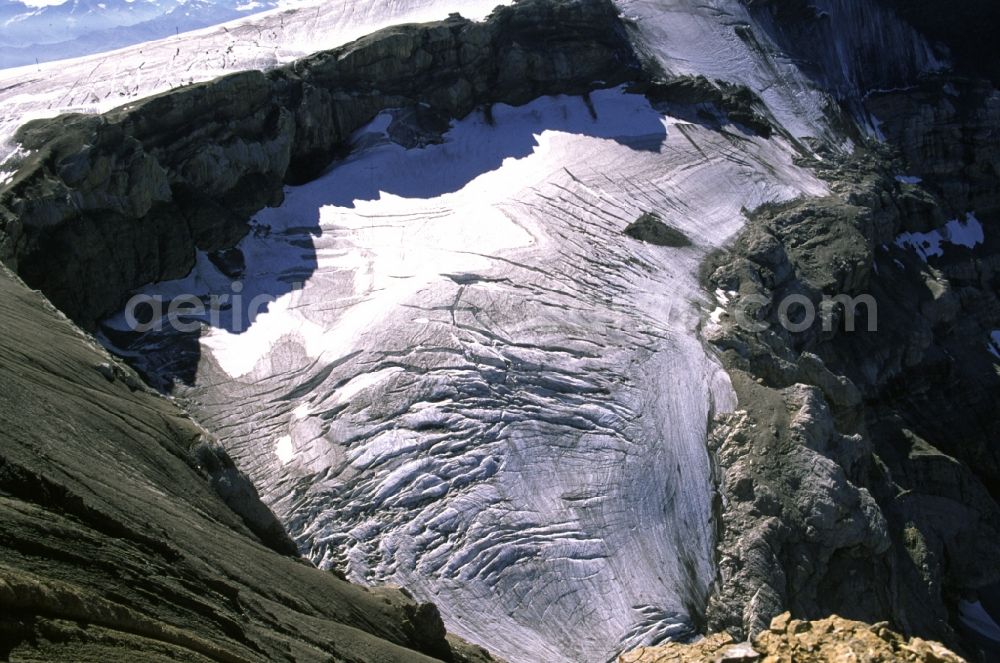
[275,435,294,464]
[896,212,985,261]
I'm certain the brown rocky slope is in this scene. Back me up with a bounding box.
[621,612,965,663]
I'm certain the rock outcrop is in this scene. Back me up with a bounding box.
[700,95,1000,656]
[0,0,643,329]
[683,4,1000,657]
[640,76,774,138]
[739,0,942,103]
[624,212,693,248]
[0,262,493,662]
[620,612,966,663]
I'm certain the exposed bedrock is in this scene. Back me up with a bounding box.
[700,81,1000,656]
[0,0,644,330]
[876,0,1000,85]
[867,78,1000,223]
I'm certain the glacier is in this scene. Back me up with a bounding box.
[103,85,825,662]
[0,0,289,69]
[23,0,948,660]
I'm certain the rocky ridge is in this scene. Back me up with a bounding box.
[699,73,1000,658]
[0,0,792,335]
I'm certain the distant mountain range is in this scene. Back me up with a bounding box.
[0,0,280,68]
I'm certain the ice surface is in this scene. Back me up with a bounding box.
[868,113,887,141]
[106,88,825,662]
[949,214,987,249]
[619,0,833,141]
[618,0,939,144]
[0,0,292,69]
[275,435,295,464]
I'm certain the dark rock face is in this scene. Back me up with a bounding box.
[701,124,1000,655]
[0,264,491,662]
[641,76,774,138]
[693,6,1000,657]
[191,440,299,556]
[860,78,1000,531]
[877,0,1000,85]
[739,0,941,101]
[867,78,1000,223]
[0,0,643,330]
[625,212,693,247]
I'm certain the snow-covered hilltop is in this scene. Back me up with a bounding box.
[0,0,289,69]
